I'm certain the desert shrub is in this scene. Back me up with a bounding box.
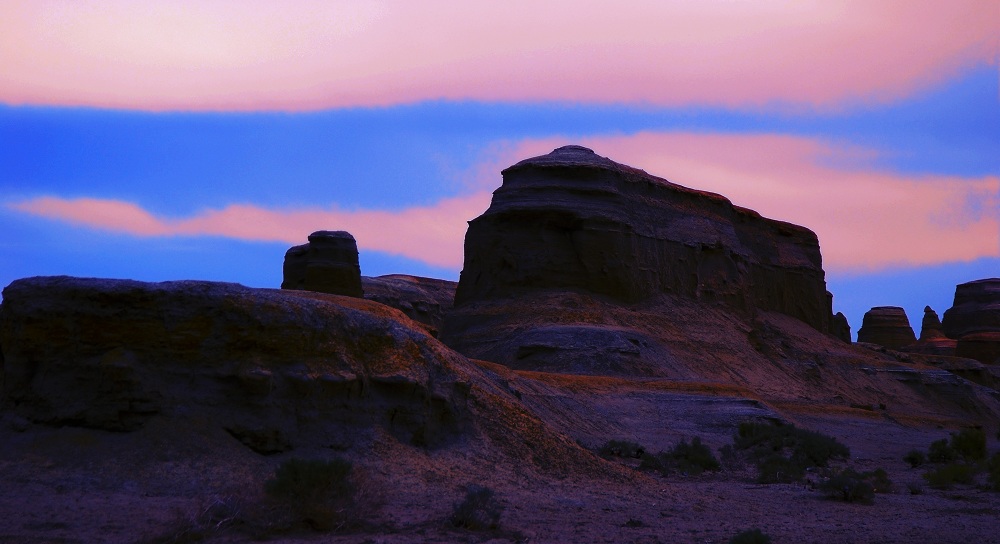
[903,449,926,468]
[638,437,720,476]
[264,457,356,531]
[819,468,890,503]
[907,482,924,495]
[987,452,1000,491]
[729,528,772,544]
[923,463,976,489]
[928,439,957,463]
[450,485,503,530]
[950,428,987,461]
[598,440,645,459]
[732,422,849,483]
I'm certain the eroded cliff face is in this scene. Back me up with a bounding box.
[453,145,834,333]
[943,279,1000,364]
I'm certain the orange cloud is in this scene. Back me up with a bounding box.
[1,1,995,111]
[9,133,998,273]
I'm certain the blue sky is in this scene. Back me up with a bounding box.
[1,2,997,339]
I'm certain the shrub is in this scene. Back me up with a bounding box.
[903,449,926,468]
[598,440,645,459]
[819,468,876,503]
[950,428,987,461]
[638,437,720,476]
[928,439,957,463]
[450,485,503,531]
[987,452,1000,491]
[923,463,976,489]
[264,458,356,531]
[729,528,772,544]
[732,422,849,483]
[907,482,924,495]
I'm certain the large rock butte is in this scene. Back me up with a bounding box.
[856,306,916,350]
[942,279,1000,364]
[453,145,838,334]
[281,230,363,297]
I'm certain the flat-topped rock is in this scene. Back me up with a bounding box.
[942,278,1000,364]
[281,230,363,297]
[451,145,838,335]
[857,306,916,350]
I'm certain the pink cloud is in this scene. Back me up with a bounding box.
[11,193,493,268]
[1,1,995,111]
[10,132,998,274]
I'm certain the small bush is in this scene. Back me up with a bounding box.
[907,482,924,495]
[732,422,849,483]
[923,463,976,489]
[903,449,926,468]
[264,458,356,531]
[819,468,877,503]
[950,428,987,461]
[638,437,720,476]
[928,439,957,463]
[729,528,772,544]
[450,485,503,531]
[598,440,645,459]
[987,452,1000,491]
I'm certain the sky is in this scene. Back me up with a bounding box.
[1,1,998,339]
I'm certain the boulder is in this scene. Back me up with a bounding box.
[362,275,456,337]
[451,145,837,334]
[281,230,363,297]
[856,306,916,350]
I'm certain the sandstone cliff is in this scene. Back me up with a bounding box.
[452,145,837,335]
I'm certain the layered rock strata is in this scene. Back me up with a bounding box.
[281,230,363,297]
[943,279,1000,364]
[452,145,838,335]
[857,306,916,350]
[362,275,456,337]
[0,276,473,449]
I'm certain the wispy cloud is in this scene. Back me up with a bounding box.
[1,1,995,111]
[10,193,492,268]
[10,132,998,274]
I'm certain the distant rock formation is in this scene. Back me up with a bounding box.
[281,230,363,297]
[362,275,456,337]
[0,276,472,448]
[906,306,957,355]
[943,279,1000,364]
[451,145,840,336]
[857,306,916,350]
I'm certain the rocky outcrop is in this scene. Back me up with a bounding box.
[942,279,1000,364]
[0,276,475,449]
[281,230,363,297]
[905,306,957,356]
[362,275,456,337]
[831,311,851,343]
[856,307,916,350]
[451,145,837,335]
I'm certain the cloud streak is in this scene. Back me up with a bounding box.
[10,131,998,274]
[1,1,996,111]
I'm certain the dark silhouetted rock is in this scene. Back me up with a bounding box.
[0,276,473,446]
[451,145,836,333]
[905,306,957,356]
[362,275,456,337]
[830,311,851,343]
[857,306,916,350]
[281,230,363,297]
[941,279,1000,364]
[920,306,946,340]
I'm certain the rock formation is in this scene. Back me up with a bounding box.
[452,145,839,335]
[0,276,471,448]
[942,279,1000,364]
[281,230,363,297]
[856,306,916,350]
[905,306,957,355]
[362,275,456,337]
